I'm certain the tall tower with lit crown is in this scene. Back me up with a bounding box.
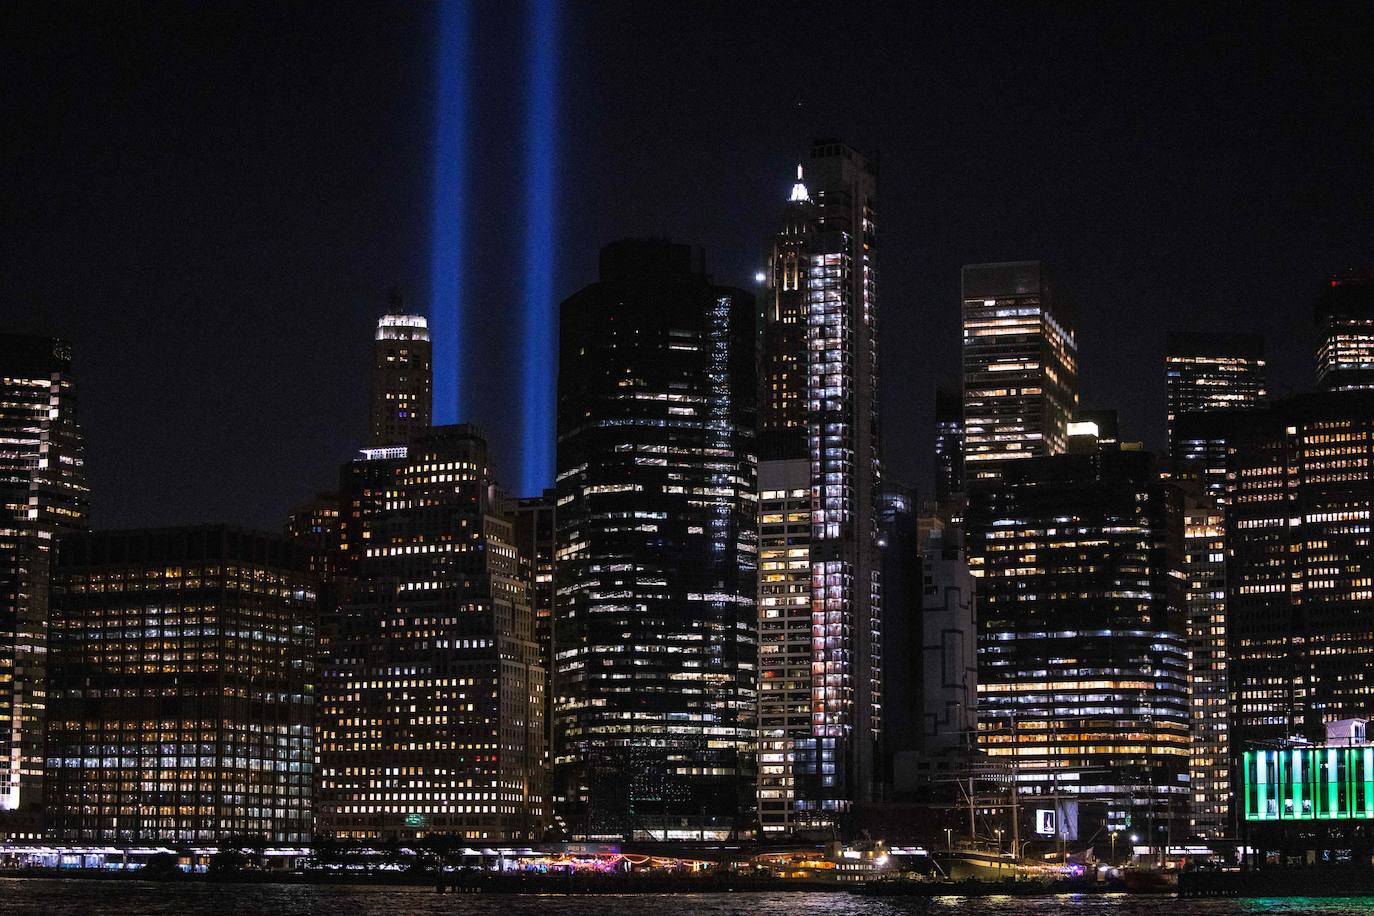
[370,292,433,447]
[758,140,883,832]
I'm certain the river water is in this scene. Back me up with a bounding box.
[4,880,1374,915]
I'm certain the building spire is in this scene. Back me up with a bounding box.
[789,163,810,202]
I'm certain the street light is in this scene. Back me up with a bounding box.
[1110,829,1118,863]
[944,828,953,852]
[995,828,1004,854]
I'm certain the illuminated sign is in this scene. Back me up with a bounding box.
[1242,746,1374,821]
[1035,809,1056,836]
[405,813,427,829]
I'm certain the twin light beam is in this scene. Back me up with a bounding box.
[429,1,558,495]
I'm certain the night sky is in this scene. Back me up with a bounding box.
[5,2,1373,531]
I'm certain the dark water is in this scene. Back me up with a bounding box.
[4,881,1374,916]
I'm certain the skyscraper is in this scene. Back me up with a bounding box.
[967,436,1189,840]
[1228,392,1374,753]
[554,239,757,840]
[1316,270,1374,392]
[1165,331,1267,456]
[46,526,316,843]
[0,334,87,820]
[369,306,433,448]
[1183,501,1229,838]
[757,457,811,835]
[757,141,884,829]
[317,426,545,840]
[961,261,1078,476]
[759,164,815,461]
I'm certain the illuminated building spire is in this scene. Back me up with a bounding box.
[788,163,810,202]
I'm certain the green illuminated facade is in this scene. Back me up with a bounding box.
[1243,747,1374,822]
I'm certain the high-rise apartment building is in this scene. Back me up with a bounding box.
[961,261,1078,476]
[1228,392,1374,754]
[369,308,433,448]
[757,458,811,835]
[757,141,884,829]
[967,437,1189,839]
[1183,502,1229,838]
[317,426,545,841]
[554,239,757,840]
[1316,270,1374,392]
[1165,332,1267,454]
[0,334,88,819]
[46,527,315,843]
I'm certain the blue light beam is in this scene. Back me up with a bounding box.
[429,0,470,426]
[519,0,558,495]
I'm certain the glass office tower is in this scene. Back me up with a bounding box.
[0,334,87,824]
[961,261,1078,476]
[555,239,757,840]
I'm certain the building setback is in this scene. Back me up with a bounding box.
[961,261,1078,477]
[555,239,757,840]
[317,426,545,841]
[967,439,1189,841]
[0,334,88,822]
[45,527,315,844]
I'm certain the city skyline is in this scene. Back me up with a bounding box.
[8,3,1372,532]
[7,2,1374,897]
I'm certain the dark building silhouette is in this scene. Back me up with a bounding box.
[961,261,1078,477]
[554,239,757,840]
[877,485,921,786]
[0,334,87,823]
[369,305,433,448]
[508,490,556,830]
[317,426,545,841]
[967,436,1188,842]
[46,527,315,843]
[884,511,978,798]
[1316,270,1374,392]
[933,386,964,518]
